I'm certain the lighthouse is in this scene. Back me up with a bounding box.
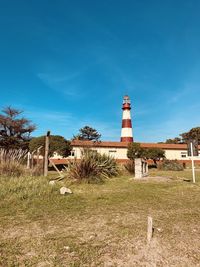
[120,95,134,142]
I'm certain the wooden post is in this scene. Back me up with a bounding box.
[27,152,31,169]
[190,142,196,183]
[37,146,43,167]
[44,131,50,177]
[147,216,153,243]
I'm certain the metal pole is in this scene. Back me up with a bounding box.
[190,142,196,183]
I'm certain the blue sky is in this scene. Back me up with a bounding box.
[0,0,200,142]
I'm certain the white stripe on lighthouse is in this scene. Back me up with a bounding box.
[121,128,133,137]
[122,109,131,120]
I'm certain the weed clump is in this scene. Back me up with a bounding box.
[158,159,184,171]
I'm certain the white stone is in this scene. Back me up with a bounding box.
[49,180,55,185]
[64,246,70,251]
[60,187,73,195]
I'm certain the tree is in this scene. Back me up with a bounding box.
[0,106,36,149]
[145,147,165,165]
[73,126,101,141]
[127,142,145,160]
[180,127,200,144]
[163,127,200,144]
[127,143,165,166]
[29,135,71,157]
[165,137,182,144]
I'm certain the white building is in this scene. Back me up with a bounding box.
[51,140,200,165]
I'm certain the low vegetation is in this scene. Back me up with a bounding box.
[158,159,184,171]
[0,169,200,266]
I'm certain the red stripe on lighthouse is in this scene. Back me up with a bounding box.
[122,119,132,128]
[121,137,133,142]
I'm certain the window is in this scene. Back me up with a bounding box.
[70,150,75,157]
[181,152,187,158]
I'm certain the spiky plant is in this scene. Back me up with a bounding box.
[66,149,118,182]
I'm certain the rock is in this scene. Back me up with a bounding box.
[89,233,97,240]
[63,246,70,251]
[49,181,55,185]
[60,187,73,195]
[89,235,94,240]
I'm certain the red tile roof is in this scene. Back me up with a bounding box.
[71,140,200,150]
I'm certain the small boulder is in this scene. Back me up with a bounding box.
[60,187,73,195]
[63,246,70,251]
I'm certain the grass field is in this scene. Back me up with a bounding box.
[0,169,200,266]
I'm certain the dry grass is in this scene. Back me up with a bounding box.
[0,169,200,266]
[0,148,28,177]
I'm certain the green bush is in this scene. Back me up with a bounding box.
[158,160,184,171]
[124,160,135,174]
[66,149,118,183]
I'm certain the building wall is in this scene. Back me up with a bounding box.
[165,149,200,160]
[68,146,200,161]
[68,146,129,160]
[51,145,200,164]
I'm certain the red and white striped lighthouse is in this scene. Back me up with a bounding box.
[120,95,133,142]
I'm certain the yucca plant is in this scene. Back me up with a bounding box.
[66,149,118,182]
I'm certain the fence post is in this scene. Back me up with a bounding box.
[147,216,153,244]
[44,131,50,177]
[27,152,31,169]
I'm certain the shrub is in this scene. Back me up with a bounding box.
[0,148,27,177]
[158,160,184,171]
[66,149,118,183]
[124,160,135,174]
